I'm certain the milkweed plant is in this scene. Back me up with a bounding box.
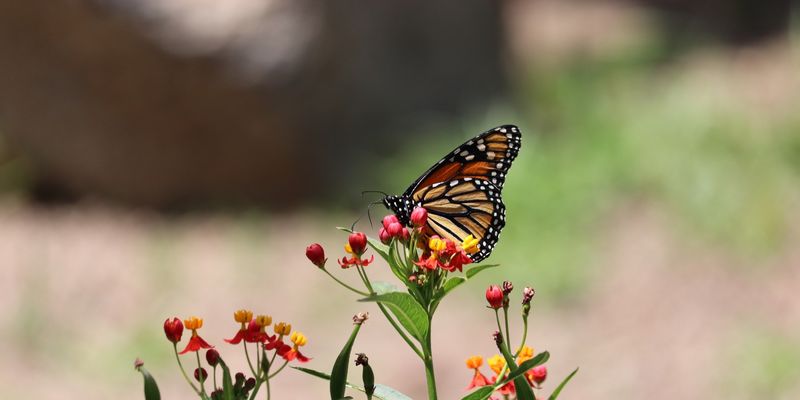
[135,207,577,400]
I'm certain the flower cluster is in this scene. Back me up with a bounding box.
[160,311,311,399]
[414,234,477,273]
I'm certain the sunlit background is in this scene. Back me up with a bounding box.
[1,0,799,399]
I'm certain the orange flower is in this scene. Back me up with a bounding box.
[465,356,490,389]
[282,331,311,363]
[179,316,214,354]
[225,309,253,344]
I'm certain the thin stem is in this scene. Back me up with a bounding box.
[423,315,438,400]
[515,317,529,356]
[243,342,258,376]
[267,360,290,379]
[503,306,511,349]
[212,365,218,391]
[173,344,201,395]
[324,269,369,296]
[195,351,206,394]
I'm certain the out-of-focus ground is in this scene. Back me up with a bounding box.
[2,1,800,399]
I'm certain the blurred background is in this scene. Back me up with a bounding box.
[1,0,799,398]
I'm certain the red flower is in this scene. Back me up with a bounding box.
[466,356,491,389]
[348,232,368,255]
[247,315,275,343]
[179,317,214,354]
[528,365,547,386]
[305,243,326,268]
[225,309,253,344]
[485,285,503,309]
[410,207,428,227]
[164,317,183,344]
[382,215,399,227]
[443,249,471,272]
[338,254,374,268]
[281,331,311,363]
[386,222,403,237]
[414,253,441,270]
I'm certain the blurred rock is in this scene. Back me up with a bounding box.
[0,0,506,208]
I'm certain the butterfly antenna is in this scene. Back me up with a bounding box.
[361,190,389,199]
[366,200,384,229]
[350,216,361,232]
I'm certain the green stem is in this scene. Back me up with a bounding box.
[503,306,511,349]
[515,317,529,356]
[267,360,289,379]
[324,268,370,296]
[212,365,217,391]
[243,342,258,376]
[422,316,438,400]
[195,351,206,395]
[173,343,201,395]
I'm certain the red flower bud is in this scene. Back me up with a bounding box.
[378,227,391,244]
[486,285,503,309]
[502,280,513,295]
[410,207,428,227]
[194,367,208,382]
[387,222,403,237]
[348,232,368,255]
[382,215,399,228]
[400,227,410,242]
[305,243,326,268]
[164,317,184,343]
[205,349,220,366]
[530,365,547,384]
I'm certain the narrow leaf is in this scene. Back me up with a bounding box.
[441,276,466,297]
[218,360,234,400]
[460,386,495,400]
[359,292,428,341]
[466,264,500,279]
[292,368,413,400]
[502,351,550,383]
[548,367,579,400]
[371,281,400,295]
[331,323,363,399]
[136,366,161,400]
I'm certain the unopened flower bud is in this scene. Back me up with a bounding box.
[353,312,369,325]
[163,317,184,343]
[382,215,399,228]
[305,243,327,268]
[493,330,503,347]
[400,227,410,242]
[194,367,208,382]
[486,285,503,309]
[502,281,513,295]
[348,232,368,255]
[355,353,369,366]
[387,222,403,237]
[522,286,535,305]
[410,207,428,227]
[205,349,220,366]
[244,377,256,390]
[378,227,391,244]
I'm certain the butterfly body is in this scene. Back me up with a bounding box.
[384,125,521,262]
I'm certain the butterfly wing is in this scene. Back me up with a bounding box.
[403,125,522,197]
[412,178,505,262]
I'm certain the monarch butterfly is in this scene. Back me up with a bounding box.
[383,125,521,262]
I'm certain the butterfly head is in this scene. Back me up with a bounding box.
[383,194,414,226]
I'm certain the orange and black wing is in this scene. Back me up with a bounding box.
[403,125,521,198]
[412,178,505,262]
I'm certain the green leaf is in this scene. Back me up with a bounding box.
[548,368,579,400]
[502,351,550,383]
[386,241,408,282]
[441,276,467,297]
[218,360,235,400]
[372,384,413,400]
[466,264,500,279]
[292,368,412,400]
[136,366,161,400]
[337,227,390,260]
[497,341,535,400]
[331,323,363,399]
[371,281,400,295]
[460,386,495,400]
[359,292,428,341]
